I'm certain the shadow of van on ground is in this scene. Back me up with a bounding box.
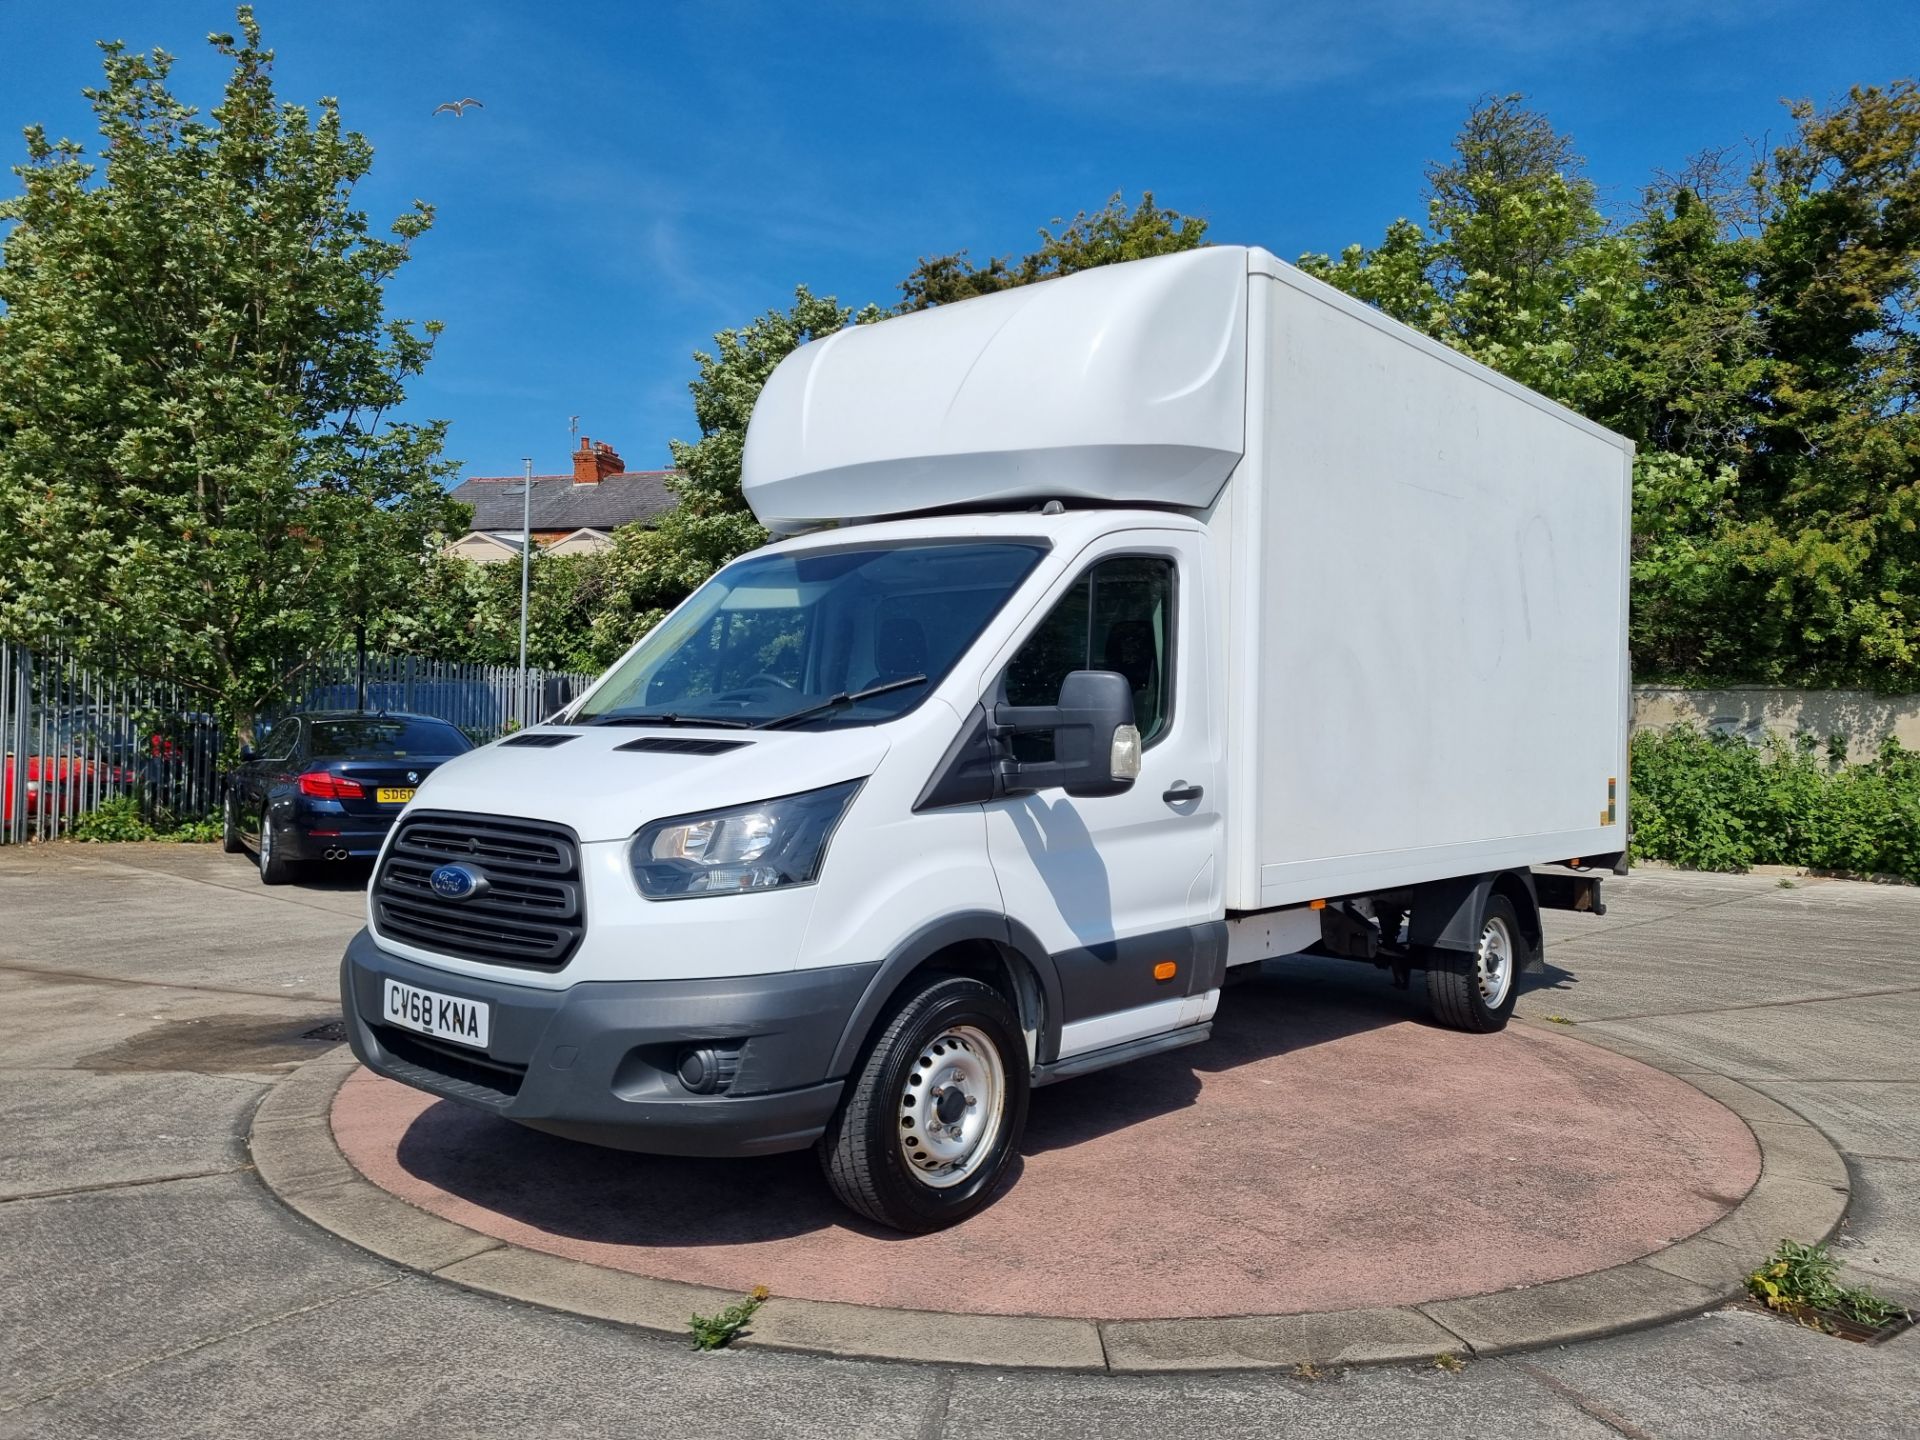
[389,952,1444,1250]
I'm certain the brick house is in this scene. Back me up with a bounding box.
[446,438,679,562]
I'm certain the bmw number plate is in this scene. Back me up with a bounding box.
[382,978,490,1050]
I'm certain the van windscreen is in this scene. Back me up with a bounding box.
[576,541,1046,730]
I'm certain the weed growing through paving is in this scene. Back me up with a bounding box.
[1747,1241,1909,1332]
[1544,1015,1576,1025]
[1432,1353,1465,1372]
[690,1286,770,1351]
[1291,1362,1322,1381]
[1777,878,1798,888]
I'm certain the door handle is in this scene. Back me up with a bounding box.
[1162,782,1204,805]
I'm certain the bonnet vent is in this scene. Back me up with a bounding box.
[614,736,751,757]
[501,731,577,749]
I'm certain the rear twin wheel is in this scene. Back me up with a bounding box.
[818,976,1029,1233]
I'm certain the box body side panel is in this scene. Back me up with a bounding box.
[1234,273,1628,907]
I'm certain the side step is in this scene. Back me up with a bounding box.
[1031,1022,1212,1087]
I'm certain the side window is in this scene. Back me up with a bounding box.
[1004,555,1175,752]
[259,718,299,763]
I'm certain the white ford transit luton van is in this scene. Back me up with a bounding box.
[341,246,1630,1231]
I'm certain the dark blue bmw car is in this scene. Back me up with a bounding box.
[222,712,473,884]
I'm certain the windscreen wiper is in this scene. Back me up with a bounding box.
[586,712,755,730]
[753,675,929,731]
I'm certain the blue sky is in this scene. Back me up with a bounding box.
[2,1,1913,481]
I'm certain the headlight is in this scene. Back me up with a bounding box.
[629,780,862,900]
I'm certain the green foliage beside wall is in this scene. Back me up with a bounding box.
[1629,728,1920,880]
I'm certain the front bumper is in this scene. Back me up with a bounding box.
[339,929,879,1158]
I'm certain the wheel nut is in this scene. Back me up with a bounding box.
[965,1094,977,1107]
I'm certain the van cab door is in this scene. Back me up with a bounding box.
[981,530,1223,1062]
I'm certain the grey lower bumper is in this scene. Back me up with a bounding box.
[340,929,880,1158]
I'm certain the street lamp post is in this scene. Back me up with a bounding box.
[518,456,533,728]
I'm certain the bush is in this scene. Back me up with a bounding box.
[68,796,159,843]
[1630,728,1920,881]
[66,796,219,844]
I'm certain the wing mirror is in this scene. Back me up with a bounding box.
[238,743,257,763]
[992,670,1141,799]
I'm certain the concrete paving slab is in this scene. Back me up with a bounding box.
[250,1042,357,1126]
[433,1244,738,1331]
[1636,1232,1757,1292]
[0,1069,259,1198]
[1590,990,1920,1084]
[249,1111,360,1196]
[1530,875,1920,1022]
[1832,1156,1920,1286]
[1695,1168,1850,1257]
[1653,1069,1822,1127]
[1099,1306,1463,1372]
[1417,1262,1721,1355]
[0,1171,391,1408]
[0,845,358,1001]
[0,968,332,1070]
[747,1295,1107,1369]
[1763,1079,1920,1156]
[0,1271,937,1440]
[937,1360,1623,1440]
[1519,1306,1920,1440]
[1748,1119,1855,1188]
[270,1174,504,1273]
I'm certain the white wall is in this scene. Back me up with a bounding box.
[1634,687,1920,760]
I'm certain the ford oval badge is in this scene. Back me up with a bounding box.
[429,863,485,901]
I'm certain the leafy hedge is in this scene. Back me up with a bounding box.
[1629,728,1920,880]
[68,796,220,845]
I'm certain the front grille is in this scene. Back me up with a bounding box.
[373,811,585,969]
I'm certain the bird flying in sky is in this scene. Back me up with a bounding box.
[432,98,484,117]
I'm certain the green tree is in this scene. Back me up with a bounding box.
[0,8,460,738]
[373,549,604,675]
[582,287,880,660]
[1297,95,1637,413]
[899,191,1208,311]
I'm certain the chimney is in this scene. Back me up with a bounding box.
[571,436,623,484]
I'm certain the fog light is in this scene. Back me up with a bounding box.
[676,1045,742,1095]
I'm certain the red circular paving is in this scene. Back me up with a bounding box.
[331,965,1760,1321]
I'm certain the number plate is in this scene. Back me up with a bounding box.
[382,978,490,1050]
[376,787,415,804]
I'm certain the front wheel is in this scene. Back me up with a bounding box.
[818,975,1029,1233]
[1425,893,1522,1032]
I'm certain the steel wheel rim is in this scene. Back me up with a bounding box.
[1477,915,1514,1008]
[898,1024,1006,1190]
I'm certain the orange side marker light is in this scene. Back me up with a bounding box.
[1153,961,1177,981]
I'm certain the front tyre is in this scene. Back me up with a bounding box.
[1425,893,1522,1033]
[818,975,1029,1233]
